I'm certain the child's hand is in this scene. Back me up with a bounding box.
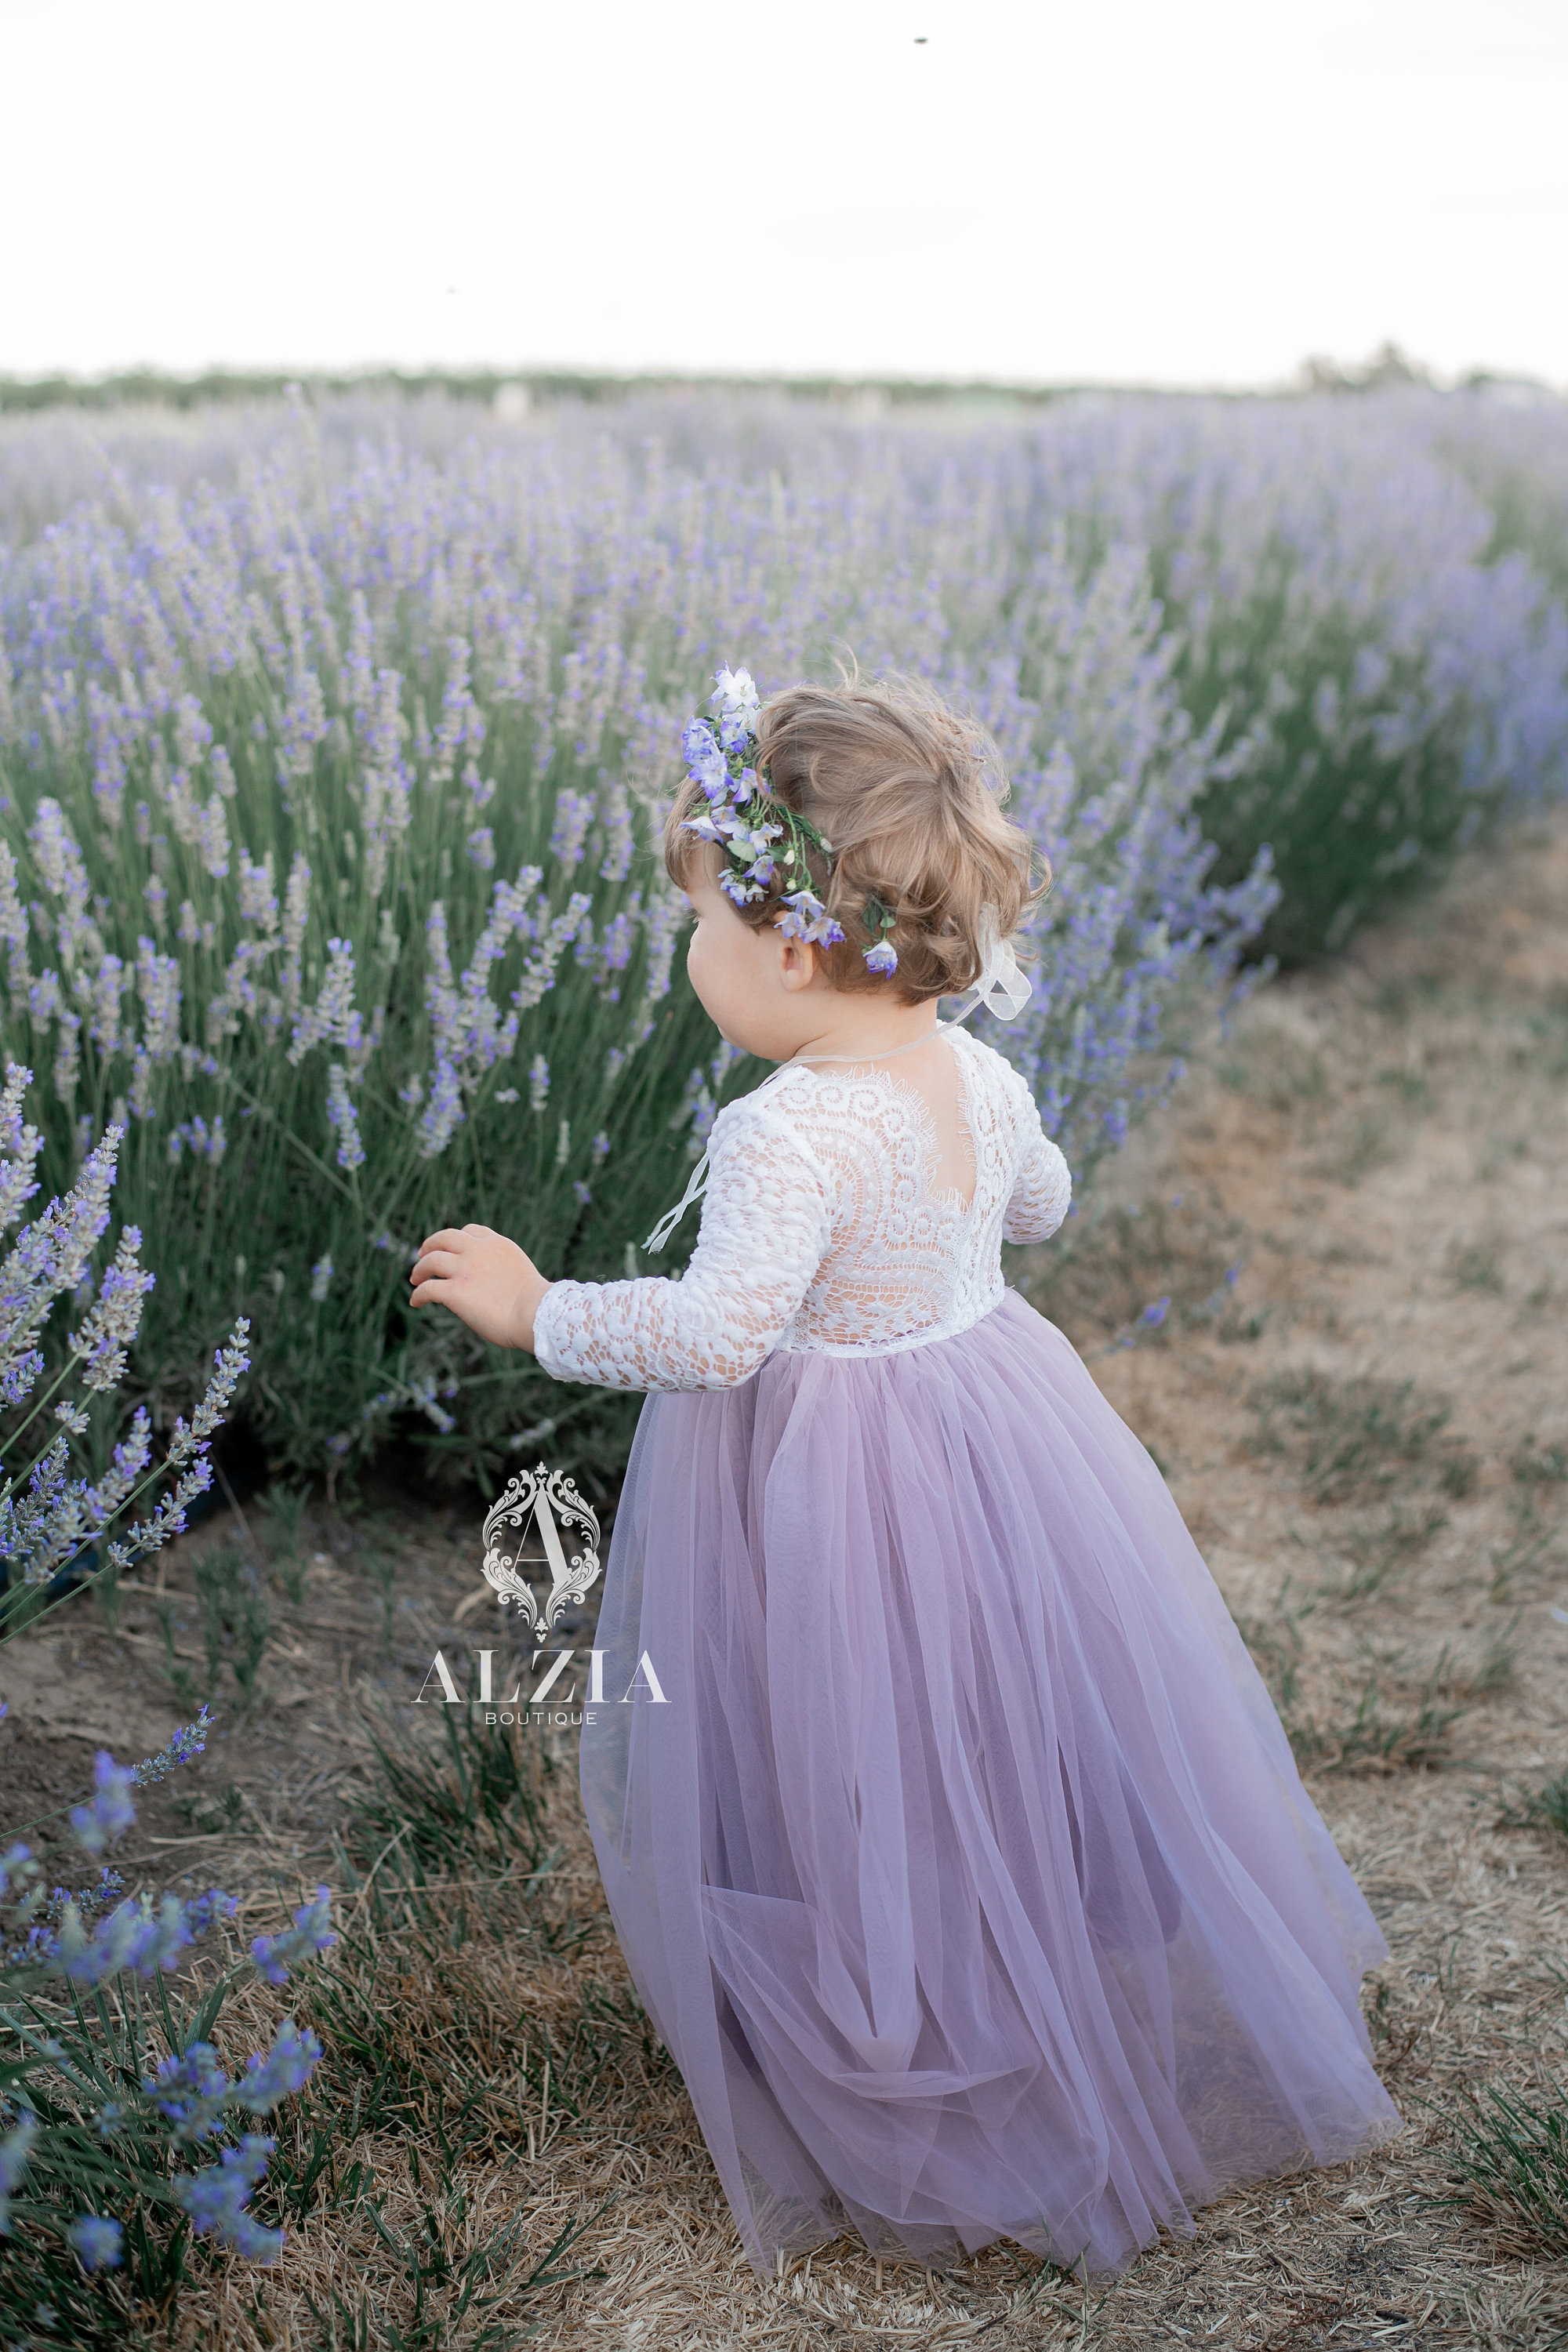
[408,1225,553,1353]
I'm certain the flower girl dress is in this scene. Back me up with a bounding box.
[530,1019,1400,2282]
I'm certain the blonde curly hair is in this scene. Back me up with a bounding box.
[662,664,1049,1006]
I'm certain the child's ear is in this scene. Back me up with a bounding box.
[774,936,819,994]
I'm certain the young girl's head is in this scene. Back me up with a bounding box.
[662,666,1049,1025]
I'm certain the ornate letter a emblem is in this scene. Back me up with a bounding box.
[481,1462,601,1636]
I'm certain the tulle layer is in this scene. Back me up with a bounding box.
[579,1287,1401,2281]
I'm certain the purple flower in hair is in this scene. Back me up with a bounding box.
[688,746,731,799]
[775,890,845,949]
[680,716,719,768]
[718,868,768,909]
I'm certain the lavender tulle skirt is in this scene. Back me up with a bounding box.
[578,1287,1401,2281]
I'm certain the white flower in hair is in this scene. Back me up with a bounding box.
[681,805,731,845]
[713,666,760,724]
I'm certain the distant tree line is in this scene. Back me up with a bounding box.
[1,348,1546,416]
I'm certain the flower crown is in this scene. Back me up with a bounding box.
[677,666,901,975]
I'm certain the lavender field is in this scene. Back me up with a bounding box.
[1,384,1566,1493]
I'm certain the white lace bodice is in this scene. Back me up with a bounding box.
[530,1026,1071,1392]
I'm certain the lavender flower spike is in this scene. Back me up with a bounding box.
[144,2042,233,2143]
[250,1886,337,1985]
[325,1063,366,1171]
[172,2132,282,2262]
[70,1753,138,1855]
[0,1840,34,1898]
[164,1318,252,1467]
[0,1062,42,1232]
[56,1888,203,1984]
[133,1704,216,1787]
[67,2213,124,2272]
[67,1224,156,1392]
[238,2019,325,2111]
[0,2107,39,2231]
[0,1126,124,1382]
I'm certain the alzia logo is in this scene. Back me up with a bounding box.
[481,1460,600,1636]
[408,1457,668,1723]
[413,1647,668,1712]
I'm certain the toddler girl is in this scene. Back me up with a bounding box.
[410,666,1400,2285]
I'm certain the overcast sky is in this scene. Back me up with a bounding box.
[5,0,1566,389]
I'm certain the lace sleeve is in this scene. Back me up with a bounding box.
[531,1096,834,1392]
[995,1058,1073,1244]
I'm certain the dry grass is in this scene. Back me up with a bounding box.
[3,819,1568,2347]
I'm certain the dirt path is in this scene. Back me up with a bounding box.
[2,821,1564,2350]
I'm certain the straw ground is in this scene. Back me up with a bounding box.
[2,818,1566,2348]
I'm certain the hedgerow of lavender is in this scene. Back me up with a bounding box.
[0,1062,249,1635]
[2,389,1562,1479]
[0,414,1287,1490]
[1000,390,1568,960]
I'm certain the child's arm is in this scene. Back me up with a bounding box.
[413,1098,834,1393]
[995,1061,1073,1244]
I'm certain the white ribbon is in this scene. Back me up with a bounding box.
[946,902,1033,1024]
[641,1145,719,1257]
[641,902,1033,1256]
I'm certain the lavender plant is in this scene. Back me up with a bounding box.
[0,1063,249,1639]
[0,1717,337,2336]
